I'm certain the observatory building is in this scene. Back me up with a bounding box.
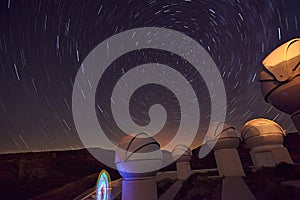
[259,38,300,133]
[206,123,245,177]
[241,118,293,169]
[204,123,255,200]
[115,133,163,200]
[172,144,192,180]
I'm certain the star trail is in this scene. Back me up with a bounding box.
[0,0,299,153]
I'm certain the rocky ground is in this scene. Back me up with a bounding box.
[0,132,299,199]
[0,149,120,200]
[170,163,300,200]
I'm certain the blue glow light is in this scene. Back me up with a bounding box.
[96,170,111,200]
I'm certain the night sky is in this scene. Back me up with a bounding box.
[0,0,299,153]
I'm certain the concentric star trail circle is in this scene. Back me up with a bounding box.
[72,27,227,172]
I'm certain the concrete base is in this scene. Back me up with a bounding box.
[176,162,191,180]
[122,177,157,200]
[250,146,293,169]
[222,177,256,200]
[214,149,245,177]
[291,111,300,134]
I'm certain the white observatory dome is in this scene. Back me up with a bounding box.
[205,123,241,150]
[172,144,192,162]
[115,133,163,179]
[241,118,285,148]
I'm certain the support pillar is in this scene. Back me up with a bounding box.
[292,111,300,135]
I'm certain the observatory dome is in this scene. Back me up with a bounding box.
[241,118,285,148]
[115,133,163,179]
[259,38,300,134]
[172,144,192,162]
[205,123,241,150]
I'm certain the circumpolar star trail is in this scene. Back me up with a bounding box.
[0,0,299,153]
